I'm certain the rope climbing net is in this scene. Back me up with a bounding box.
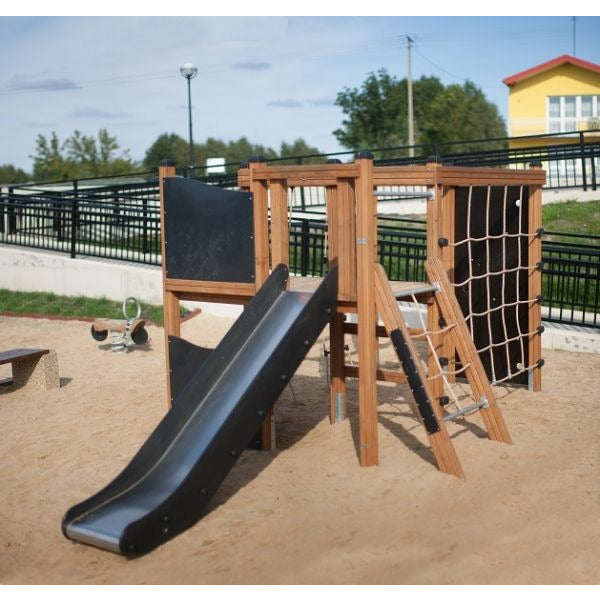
[446,184,542,385]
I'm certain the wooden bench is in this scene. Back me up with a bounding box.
[0,348,60,390]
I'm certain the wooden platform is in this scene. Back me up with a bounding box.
[290,276,433,310]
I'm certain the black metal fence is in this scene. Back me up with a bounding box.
[0,192,161,264]
[1,191,598,328]
[3,130,599,212]
[542,232,600,328]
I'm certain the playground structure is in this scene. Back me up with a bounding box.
[161,154,544,466]
[62,154,545,557]
[90,296,149,352]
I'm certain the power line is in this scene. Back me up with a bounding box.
[0,35,405,98]
[414,47,468,82]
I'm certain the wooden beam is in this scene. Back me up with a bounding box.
[158,160,178,408]
[426,161,445,404]
[439,185,456,382]
[270,178,290,280]
[528,177,544,392]
[438,166,546,187]
[355,154,379,467]
[326,180,347,423]
[165,279,256,296]
[243,158,272,450]
[344,365,408,384]
[248,159,270,288]
[342,322,423,338]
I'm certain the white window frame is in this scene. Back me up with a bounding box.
[547,95,599,134]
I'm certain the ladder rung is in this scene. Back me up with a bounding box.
[442,398,489,422]
[394,283,440,300]
[373,190,434,198]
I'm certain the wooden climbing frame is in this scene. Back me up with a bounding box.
[157,155,545,475]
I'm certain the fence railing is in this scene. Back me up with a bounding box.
[1,191,598,329]
[4,129,599,206]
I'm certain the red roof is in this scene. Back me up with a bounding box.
[503,54,600,86]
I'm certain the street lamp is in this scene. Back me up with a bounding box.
[180,62,198,171]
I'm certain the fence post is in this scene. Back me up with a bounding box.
[297,156,306,211]
[0,188,6,234]
[590,141,597,191]
[8,196,17,235]
[579,131,588,191]
[142,196,148,255]
[300,219,310,276]
[70,198,78,258]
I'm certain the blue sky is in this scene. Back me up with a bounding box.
[1,11,599,171]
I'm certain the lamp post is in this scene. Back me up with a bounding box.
[180,62,198,171]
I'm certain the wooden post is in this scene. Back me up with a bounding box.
[439,185,456,382]
[528,162,544,392]
[247,156,270,288]
[270,178,289,281]
[247,156,275,448]
[355,153,378,466]
[426,160,444,404]
[158,159,179,408]
[325,161,347,422]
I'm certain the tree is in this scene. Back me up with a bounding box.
[419,81,507,150]
[31,132,70,181]
[0,164,31,184]
[30,129,137,181]
[278,139,324,165]
[143,134,322,173]
[143,133,190,171]
[333,69,506,152]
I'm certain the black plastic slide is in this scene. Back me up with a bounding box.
[62,264,337,558]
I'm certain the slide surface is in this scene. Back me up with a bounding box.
[62,265,337,557]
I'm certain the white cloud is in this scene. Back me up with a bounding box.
[68,108,129,118]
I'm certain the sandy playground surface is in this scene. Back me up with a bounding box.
[0,311,599,584]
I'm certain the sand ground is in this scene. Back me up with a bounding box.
[0,313,598,584]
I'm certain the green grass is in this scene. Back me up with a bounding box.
[542,200,600,243]
[0,289,189,326]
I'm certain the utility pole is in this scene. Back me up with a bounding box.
[572,16,576,56]
[406,35,415,157]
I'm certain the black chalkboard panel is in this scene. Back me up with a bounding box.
[163,178,255,283]
[454,185,530,385]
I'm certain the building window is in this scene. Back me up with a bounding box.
[547,95,600,133]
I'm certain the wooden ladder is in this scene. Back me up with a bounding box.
[374,258,512,479]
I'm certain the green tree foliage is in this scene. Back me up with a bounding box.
[30,129,137,181]
[420,81,507,149]
[142,133,190,170]
[278,139,324,165]
[143,134,322,173]
[334,69,506,153]
[0,164,31,184]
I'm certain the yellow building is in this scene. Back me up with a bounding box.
[504,54,600,142]
[503,54,600,184]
